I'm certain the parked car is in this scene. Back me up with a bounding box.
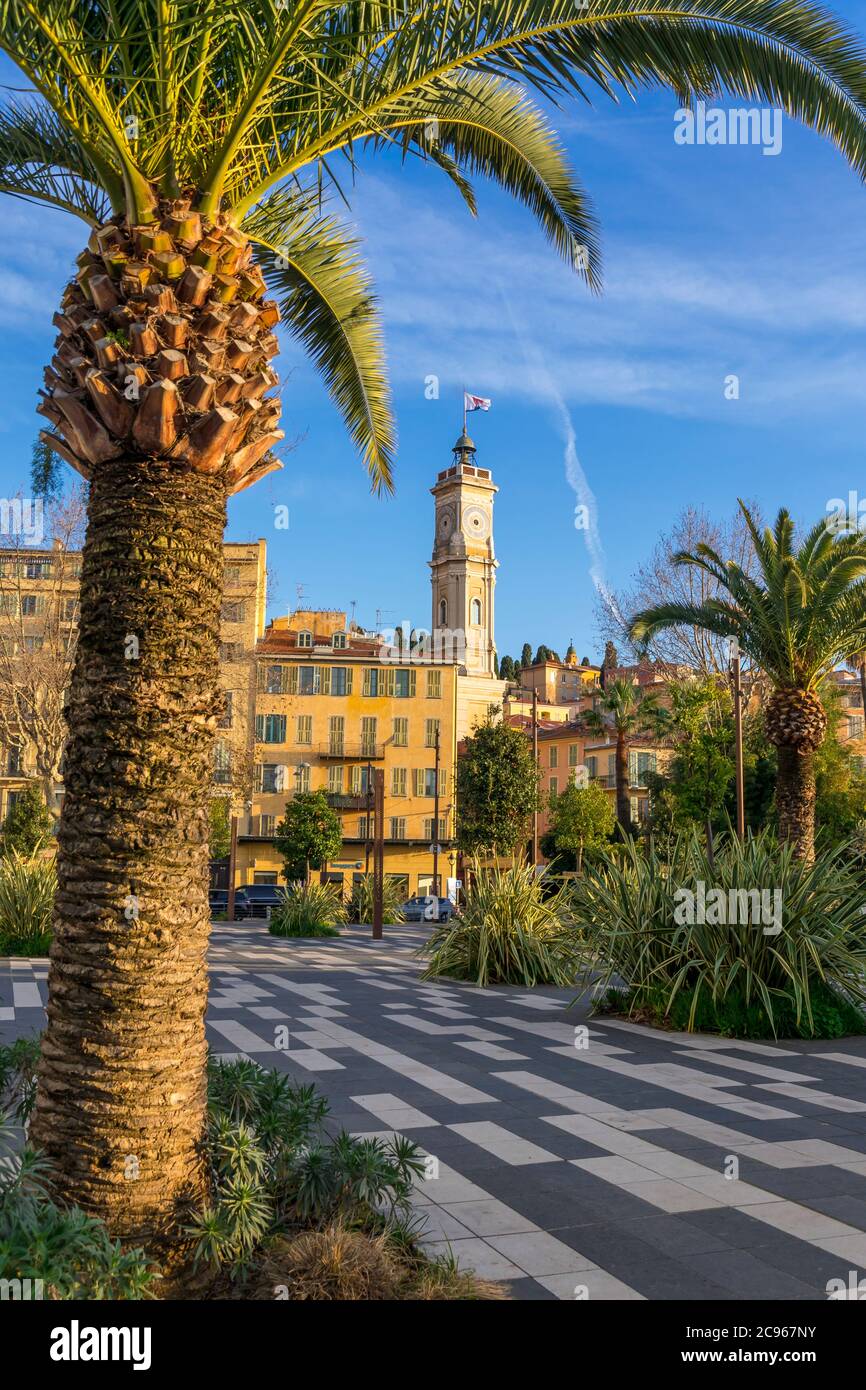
[400,895,455,924]
[209,887,250,919]
[236,884,285,919]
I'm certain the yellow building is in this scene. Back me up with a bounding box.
[234,609,460,898]
[535,720,671,846]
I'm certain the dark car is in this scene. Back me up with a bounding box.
[400,895,454,924]
[236,884,285,919]
[209,887,250,920]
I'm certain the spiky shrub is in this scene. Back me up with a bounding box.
[573,830,866,1037]
[188,1059,425,1278]
[0,852,56,956]
[349,875,406,926]
[423,862,580,987]
[269,881,347,938]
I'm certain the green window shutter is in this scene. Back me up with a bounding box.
[383,668,395,697]
[409,669,417,697]
[346,667,354,695]
[629,751,638,785]
[363,668,371,696]
[255,715,264,740]
[320,666,331,695]
[287,666,298,694]
[413,768,423,797]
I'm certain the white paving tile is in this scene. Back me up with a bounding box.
[448,1121,561,1166]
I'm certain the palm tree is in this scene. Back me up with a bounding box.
[584,678,668,832]
[630,504,866,862]
[4,1,866,1256]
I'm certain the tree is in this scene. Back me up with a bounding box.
[457,714,540,857]
[275,792,342,882]
[584,678,668,833]
[208,797,231,862]
[521,643,533,670]
[598,505,759,675]
[0,783,54,857]
[499,654,515,682]
[7,0,866,1258]
[547,780,614,871]
[631,504,866,861]
[0,488,86,802]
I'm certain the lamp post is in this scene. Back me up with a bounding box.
[729,637,745,838]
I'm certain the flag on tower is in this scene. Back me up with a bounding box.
[464,392,491,413]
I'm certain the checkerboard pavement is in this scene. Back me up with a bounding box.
[6,922,866,1300]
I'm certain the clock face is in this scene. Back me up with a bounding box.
[463,504,489,539]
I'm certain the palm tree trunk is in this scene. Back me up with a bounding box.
[775,744,817,863]
[30,456,226,1258]
[615,732,631,834]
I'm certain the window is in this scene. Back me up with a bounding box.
[332,632,347,649]
[389,817,407,841]
[425,718,440,748]
[568,744,579,767]
[327,765,343,793]
[549,746,558,769]
[470,598,482,626]
[328,716,345,754]
[549,776,558,796]
[394,668,415,698]
[586,755,598,778]
[361,717,378,757]
[438,598,447,626]
[63,597,77,621]
[25,560,52,580]
[224,565,241,587]
[391,767,407,797]
[850,716,865,739]
[350,765,372,795]
[426,669,442,699]
[631,751,657,785]
[21,595,45,617]
[423,817,448,842]
[297,630,312,648]
[392,717,408,747]
[358,816,370,838]
[331,666,351,696]
[262,664,288,695]
[213,740,231,783]
[255,713,287,743]
[220,642,243,662]
[7,747,22,776]
[258,815,275,838]
[258,763,284,793]
[218,691,233,729]
[24,635,44,652]
[295,764,311,793]
[298,665,319,695]
[222,600,245,622]
[295,715,312,745]
[363,667,379,697]
[253,870,278,884]
[414,768,442,797]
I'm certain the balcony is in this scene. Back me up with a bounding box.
[325,793,370,810]
[591,774,616,789]
[317,742,385,760]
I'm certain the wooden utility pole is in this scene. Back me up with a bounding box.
[532,685,539,865]
[432,724,441,896]
[730,639,745,838]
[372,767,385,939]
[226,812,239,922]
[364,759,373,874]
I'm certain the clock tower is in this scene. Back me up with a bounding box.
[430,432,499,679]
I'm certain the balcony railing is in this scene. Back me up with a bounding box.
[325,793,369,810]
[317,742,384,760]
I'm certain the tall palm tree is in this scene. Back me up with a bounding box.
[630,504,866,862]
[4,1,866,1255]
[584,678,667,832]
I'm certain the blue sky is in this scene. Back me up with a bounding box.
[2,5,866,662]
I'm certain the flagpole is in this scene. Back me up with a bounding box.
[462,384,466,435]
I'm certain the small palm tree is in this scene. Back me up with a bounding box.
[583,678,668,833]
[846,648,866,722]
[630,504,866,862]
[5,0,866,1253]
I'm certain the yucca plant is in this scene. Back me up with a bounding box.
[0,851,56,956]
[573,830,866,1037]
[423,861,580,986]
[269,880,347,937]
[349,874,405,926]
[6,1,866,1252]
[630,504,866,861]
